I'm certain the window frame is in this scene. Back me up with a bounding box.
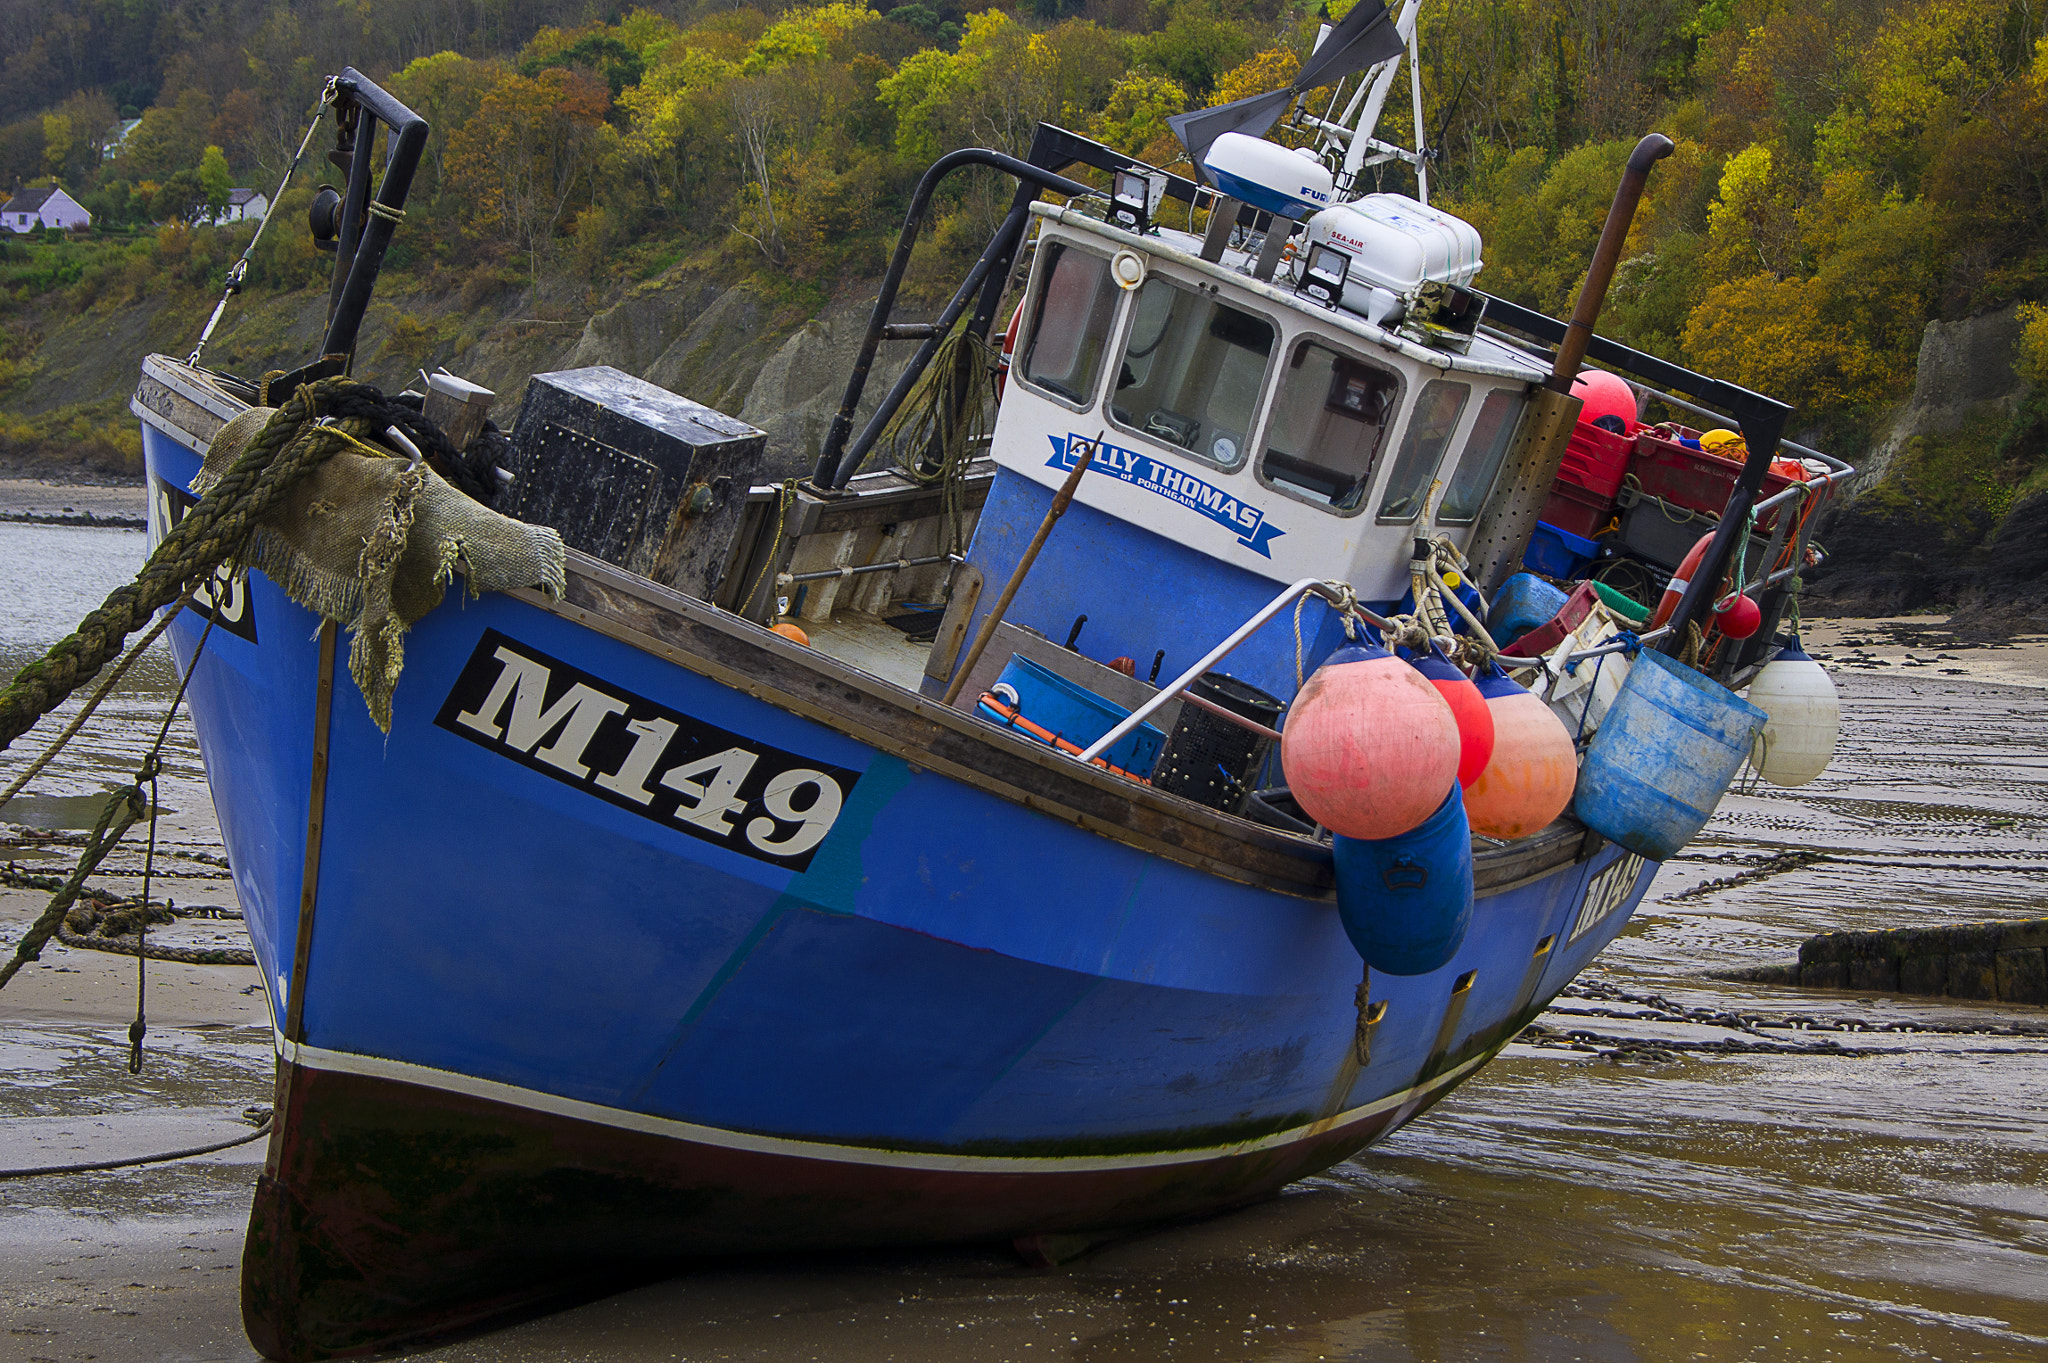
[1374,377,1477,526]
[1250,334,1409,519]
[1432,386,1533,527]
[1014,237,1125,415]
[1102,270,1280,474]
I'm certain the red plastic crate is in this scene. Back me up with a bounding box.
[1555,422,1635,498]
[1631,429,1798,532]
[1539,479,1620,539]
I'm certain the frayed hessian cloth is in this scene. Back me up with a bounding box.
[196,406,567,731]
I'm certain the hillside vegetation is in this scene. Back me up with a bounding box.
[3,0,2047,492]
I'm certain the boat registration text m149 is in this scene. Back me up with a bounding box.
[1570,853,1646,942]
[436,629,861,871]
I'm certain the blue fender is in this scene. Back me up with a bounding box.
[1332,785,1476,975]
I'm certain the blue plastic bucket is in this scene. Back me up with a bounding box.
[1572,647,1766,861]
[1332,785,1475,975]
[1487,572,1570,650]
[979,653,1166,776]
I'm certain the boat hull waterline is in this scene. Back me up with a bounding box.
[139,421,1655,1359]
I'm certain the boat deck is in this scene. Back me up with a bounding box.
[804,611,935,694]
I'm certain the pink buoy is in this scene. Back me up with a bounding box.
[1465,665,1578,840]
[1408,653,1495,788]
[1282,641,1459,841]
[1571,369,1639,432]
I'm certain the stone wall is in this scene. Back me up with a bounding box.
[1736,918,2048,1004]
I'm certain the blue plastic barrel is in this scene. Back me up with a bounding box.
[1486,572,1570,650]
[1572,647,1766,861]
[1332,785,1475,975]
[979,653,1167,776]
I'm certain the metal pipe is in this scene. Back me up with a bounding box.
[812,149,1091,487]
[1077,581,1388,766]
[319,69,429,361]
[1180,689,1284,742]
[1660,407,1785,652]
[824,200,1030,488]
[943,437,1100,705]
[1546,133,1673,394]
[1407,7,1430,203]
[777,554,955,586]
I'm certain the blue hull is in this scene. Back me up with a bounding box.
[139,423,1655,1357]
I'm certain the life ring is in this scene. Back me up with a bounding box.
[994,301,1023,402]
[1648,531,1716,630]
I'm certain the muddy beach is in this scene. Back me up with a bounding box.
[2,523,2044,1363]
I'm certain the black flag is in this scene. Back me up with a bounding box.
[1167,89,1294,174]
[1296,1,1404,92]
[1172,1,1406,178]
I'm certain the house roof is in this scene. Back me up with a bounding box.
[228,188,264,205]
[3,187,55,213]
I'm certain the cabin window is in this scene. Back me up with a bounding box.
[1020,242,1119,407]
[1256,341,1400,510]
[1108,276,1274,468]
[1436,389,1528,523]
[1376,379,1472,522]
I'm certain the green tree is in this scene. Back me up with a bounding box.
[198,144,232,221]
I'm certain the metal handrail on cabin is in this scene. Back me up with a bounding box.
[1074,580,1392,767]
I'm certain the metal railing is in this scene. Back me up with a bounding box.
[1074,580,1389,766]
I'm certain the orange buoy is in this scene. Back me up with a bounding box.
[770,621,810,646]
[1464,664,1578,839]
[1648,531,1716,630]
[1408,653,1495,788]
[1281,641,1460,840]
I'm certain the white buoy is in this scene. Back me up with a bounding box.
[1745,639,1840,787]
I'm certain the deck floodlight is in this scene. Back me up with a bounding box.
[1300,241,1350,309]
[1109,168,1152,234]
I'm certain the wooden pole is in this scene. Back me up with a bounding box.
[942,433,1100,706]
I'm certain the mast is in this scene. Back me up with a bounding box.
[1326,0,1428,199]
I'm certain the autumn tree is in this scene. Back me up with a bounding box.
[446,67,614,295]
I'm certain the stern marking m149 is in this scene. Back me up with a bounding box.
[435,629,860,871]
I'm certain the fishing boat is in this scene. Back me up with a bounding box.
[121,8,1848,1359]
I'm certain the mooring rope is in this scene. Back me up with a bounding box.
[0,377,380,755]
[0,1116,272,1180]
[0,377,393,993]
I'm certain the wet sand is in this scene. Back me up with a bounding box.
[0,478,147,526]
[3,534,2044,1363]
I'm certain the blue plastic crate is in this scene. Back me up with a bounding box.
[1523,521,1599,579]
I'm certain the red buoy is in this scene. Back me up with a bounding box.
[1715,593,1762,639]
[1282,642,1460,840]
[1571,368,1639,431]
[1465,666,1578,839]
[1408,653,1496,788]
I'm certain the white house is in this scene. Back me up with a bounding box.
[2,186,92,233]
[215,187,269,223]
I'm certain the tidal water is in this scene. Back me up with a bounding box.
[1,521,2043,1363]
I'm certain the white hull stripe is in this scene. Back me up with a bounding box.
[276,1032,1488,1176]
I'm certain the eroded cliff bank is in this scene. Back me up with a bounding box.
[1805,303,2048,635]
[1,262,912,484]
